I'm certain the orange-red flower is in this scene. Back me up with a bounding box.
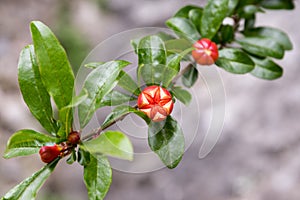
[192,38,219,65]
[39,144,62,163]
[137,85,174,122]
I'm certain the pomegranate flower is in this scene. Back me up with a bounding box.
[192,38,219,65]
[137,85,174,122]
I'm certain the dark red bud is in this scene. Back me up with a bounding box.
[39,144,61,163]
[67,131,81,145]
[192,38,219,65]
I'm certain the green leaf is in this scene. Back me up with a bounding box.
[250,57,283,80]
[220,25,235,43]
[102,105,150,129]
[66,150,77,165]
[148,116,185,169]
[100,90,136,107]
[244,14,256,30]
[188,8,203,32]
[243,27,293,50]
[137,35,167,85]
[228,0,240,15]
[239,5,264,18]
[261,0,294,10]
[82,131,134,161]
[30,21,74,110]
[78,60,130,128]
[155,32,176,41]
[165,38,192,53]
[171,86,192,106]
[131,38,140,54]
[84,154,112,200]
[58,90,88,139]
[166,17,200,42]
[78,146,91,166]
[18,45,58,134]
[3,129,57,159]
[117,71,140,96]
[215,48,255,74]
[237,36,284,59]
[200,0,229,39]
[1,159,58,200]
[174,5,202,18]
[181,64,199,88]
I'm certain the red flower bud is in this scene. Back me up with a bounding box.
[67,131,81,145]
[39,144,61,163]
[192,38,219,65]
[137,85,174,122]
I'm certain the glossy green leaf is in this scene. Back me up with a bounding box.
[201,0,229,39]
[1,159,58,200]
[228,0,240,15]
[215,48,255,74]
[148,116,185,169]
[82,131,134,161]
[239,5,264,18]
[18,45,58,134]
[78,146,91,166]
[244,14,256,30]
[237,36,284,59]
[166,17,200,42]
[100,90,136,107]
[78,60,130,127]
[3,129,57,159]
[58,90,88,139]
[174,5,202,18]
[102,105,150,129]
[250,57,283,80]
[137,35,167,85]
[220,25,234,43]
[66,150,77,165]
[261,0,294,10]
[171,86,192,106]
[182,64,199,88]
[165,38,192,53]
[131,38,140,54]
[243,27,293,50]
[188,8,203,32]
[84,154,112,200]
[30,21,74,110]
[117,71,140,96]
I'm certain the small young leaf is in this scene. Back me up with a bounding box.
[18,45,58,134]
[215,48,255,74]
[174,5,202,18]
[4,129,57,159]
[250,57,283,80]
[84,154,112,200]
[100,90,136,107]
[66,150,77,165]
[237,36,284,59]
[148,116,185,169]
[220,25,235,43]
[171,86,192,106]
[78,60,130,128]
[166,17,200,42]
[201,0,229,39]
[261,0,294,10]
[30,21,74,110]
[243,27,293,50]
[1,159,59,200]
[182,64,199,88]
[81,131,134,161]
[78,146,91,166]
[102,105,150,129]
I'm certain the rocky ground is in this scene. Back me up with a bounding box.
[0,0,300,200]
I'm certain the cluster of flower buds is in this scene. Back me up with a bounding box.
[39,131,81,163]
[137,85,174,122]
[192,38,219,65]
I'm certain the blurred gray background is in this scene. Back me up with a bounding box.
[0,0,300,200]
